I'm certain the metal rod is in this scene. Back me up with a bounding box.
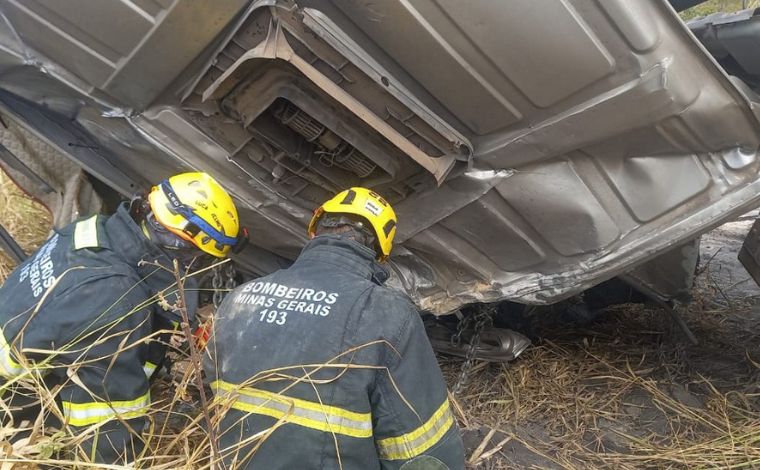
[662,301,699,346]
[0,142,54,194]
[623,278,700,346]
[0,221,27,264]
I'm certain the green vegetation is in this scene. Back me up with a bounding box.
[680,0,760,20]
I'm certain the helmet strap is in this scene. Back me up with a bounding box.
[128,195,151,223]
[143,212,207,268]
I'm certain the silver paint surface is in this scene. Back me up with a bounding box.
[0,0,759,314]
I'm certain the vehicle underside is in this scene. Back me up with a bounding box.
[1,0,760,320]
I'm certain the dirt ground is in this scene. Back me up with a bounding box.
[443,219,760,469]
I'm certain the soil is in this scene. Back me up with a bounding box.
[445,219,760,469]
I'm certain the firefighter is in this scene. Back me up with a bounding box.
[206,187,465,469]
[0,172,242,464]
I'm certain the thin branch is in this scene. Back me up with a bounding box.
[170,258,219,465]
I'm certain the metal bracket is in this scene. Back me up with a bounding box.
[0,221,27,264]
[202,20,456,184]
[0,142,55,195]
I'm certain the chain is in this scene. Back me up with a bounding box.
[453,304,491,395]
[212,262,238,310]
[211,265,224,309]
[450,312,471,349]
[224,263,237,292]
[212,263,238,309]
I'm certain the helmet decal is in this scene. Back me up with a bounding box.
[364,199,382,216]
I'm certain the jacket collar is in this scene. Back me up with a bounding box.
[103,203,197,321]
[294,235,389,284]
[105,204,170,268]
[104,203,185,290]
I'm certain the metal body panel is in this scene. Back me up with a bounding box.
[495,161,621,257]
[595,152,712,223]
[739,218,760,287]
[0,0,248,108]
[0,0,759,314]
[622,238,700,303]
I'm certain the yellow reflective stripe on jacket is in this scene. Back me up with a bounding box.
[73,215,99,250]
[376,399,454,461]
[212,380,372,439]
[62,392,150,427]
[143,361,157,377]
[0,328,23,378]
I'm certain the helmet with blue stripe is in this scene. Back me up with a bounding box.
[148,172,241,258]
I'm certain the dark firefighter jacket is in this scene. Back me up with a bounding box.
[0,203,197,464]
[206,235,465,470]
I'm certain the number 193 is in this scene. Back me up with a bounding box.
[259,309,287,325]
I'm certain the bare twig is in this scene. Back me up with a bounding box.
[695,247,722,277]
[467,428,496,465]
[170,258,219,465]
[474,435,511,465]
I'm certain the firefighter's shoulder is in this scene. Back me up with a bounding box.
[47,263,149,313]
[365,283,417,323]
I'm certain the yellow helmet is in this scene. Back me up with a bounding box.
[148,172,241,258]
[308,187,397,261]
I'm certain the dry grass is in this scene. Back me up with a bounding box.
[2,170,760,468]
[0,170,52,282]
[0,261,218,468]
[444,292,760,469]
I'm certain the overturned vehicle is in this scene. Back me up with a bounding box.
[1,0,760,358]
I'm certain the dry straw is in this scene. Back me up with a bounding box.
[2,170,760,468]
[0,171,51,282]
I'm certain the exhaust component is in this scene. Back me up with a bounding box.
[425,321,531,363]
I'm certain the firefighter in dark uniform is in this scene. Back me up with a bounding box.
[206,187,465,469]
[0,172,242,464]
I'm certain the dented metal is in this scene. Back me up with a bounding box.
[0,0,759,314]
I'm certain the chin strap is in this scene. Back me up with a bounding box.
[232,227,250,254]
[128,195,151,222]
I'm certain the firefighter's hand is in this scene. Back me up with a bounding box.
[169,328,187,349]
[196,304,214,322]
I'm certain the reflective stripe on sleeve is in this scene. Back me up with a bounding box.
[211,380,372,439]
[376,399,455,461]
[0,329,23,378]
[62,392,150,427]
[73,215,99,250]
[143,361,157,377]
